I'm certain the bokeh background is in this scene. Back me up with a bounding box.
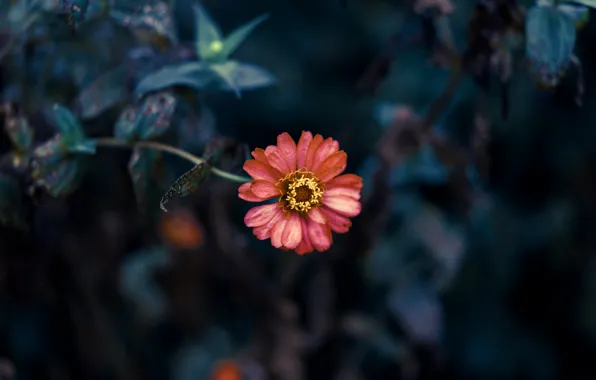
[2,0,596,379]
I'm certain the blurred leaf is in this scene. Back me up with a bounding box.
[159,162,211,212]
[220,14,268,58]
[128,148,162,208]
[75,65,129,119]
[193,3,223,61]
[526,5,576,87]
[110,1,178,43]
[0,173,26,227]
[48,104,84,145]
[210,61,277,97]
[557,3,590,27]
[176,103,217,150]
[31,107,95,197]
[202,137,235,165]
[114,91,177,141]
[134,62,214,98]
[172,327,233,380]
[3,114,33,152]
[60,0,90,31]
[566,0,596,9]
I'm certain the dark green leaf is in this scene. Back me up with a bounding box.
[202,138,235,166]
[210,60,276,96]
[0,173,26,228]
[566,0,596,10]
[221,14,268,58]
[75,65,129,119]
[65,139,96,154]
[49,104,85,144]
[114,91,178,141]
[193,3,223,60]
[61,0,90,31]
[110,1,178,43]
[134,62,215,98]
[159,162,211,212]
[128,148,162,208]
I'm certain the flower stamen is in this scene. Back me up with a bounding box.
[278,170,323,213]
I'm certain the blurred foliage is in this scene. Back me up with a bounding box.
[2,0,596,379]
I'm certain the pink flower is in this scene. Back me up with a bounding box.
[239,132,363,254]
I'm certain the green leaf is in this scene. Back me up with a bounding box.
[557,3,590,26]
[66,139,97,154]
[128,148,162,209]
[193,3,223,60]
[49,104,85,144]
[159,162,211,212]
[4,115,33,152]
[115,91,178,141]
[221,14,268,59]
[31,154,85,198]
[134,62,215,98]
[110,1,178,43]
[210,60,276,97]
[75,65,129,119]
[0,173,26,228]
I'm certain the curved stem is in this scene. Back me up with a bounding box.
[92,137,251,183]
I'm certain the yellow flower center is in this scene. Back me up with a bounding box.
[278,170,323,213]
[209,40,223,53]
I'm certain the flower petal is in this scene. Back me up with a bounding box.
[311,138,339,171]
[252,148,269,163]
[250,180,281,199]
[265,146,291,174]
[326,174,363,190]
[307,207,327,224]
[243,160,281,183]
[253,208,283,240]
[296,131,313,169]
[324,186,361,200]
[307,219,332,252]
[305,134,324,170]
[314,151,347,183]
[277,132,297,172]
[295,218,314,255]
[270,217,288,248]
[322,195,362,217]
[238,182,262,202]
[244,203,280,227]
[281,212,302,249]
[320,206,352,233]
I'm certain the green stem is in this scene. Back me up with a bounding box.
[92,137,251,183]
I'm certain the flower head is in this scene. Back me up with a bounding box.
[239,131,363,254]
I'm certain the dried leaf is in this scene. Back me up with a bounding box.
[115,91,177,141]
[110,1,178,43]
[159,162,211,212]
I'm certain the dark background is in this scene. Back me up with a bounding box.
[2,0,596,379]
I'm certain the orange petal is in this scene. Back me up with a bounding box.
[277,132,297,172]
[311,138,339,171]
[314,151,347,182]
[270,217,288,248]
[243,160,281,183]
[253,208,283,240]
[265,146,291,174]
[296,131,313,169]
[238,182,263,202]
[295,218,314,254]
[250,180,281,199]
[325,174,363,190]
[307,219,332,252]
[244,203,280,227]
[281,212,302,249]
[252,148,269,163]
[322,195,362,217]
[305,134,324,170]
[320,206,352,233]
[307,207,327,224]
[324,186,361,200]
